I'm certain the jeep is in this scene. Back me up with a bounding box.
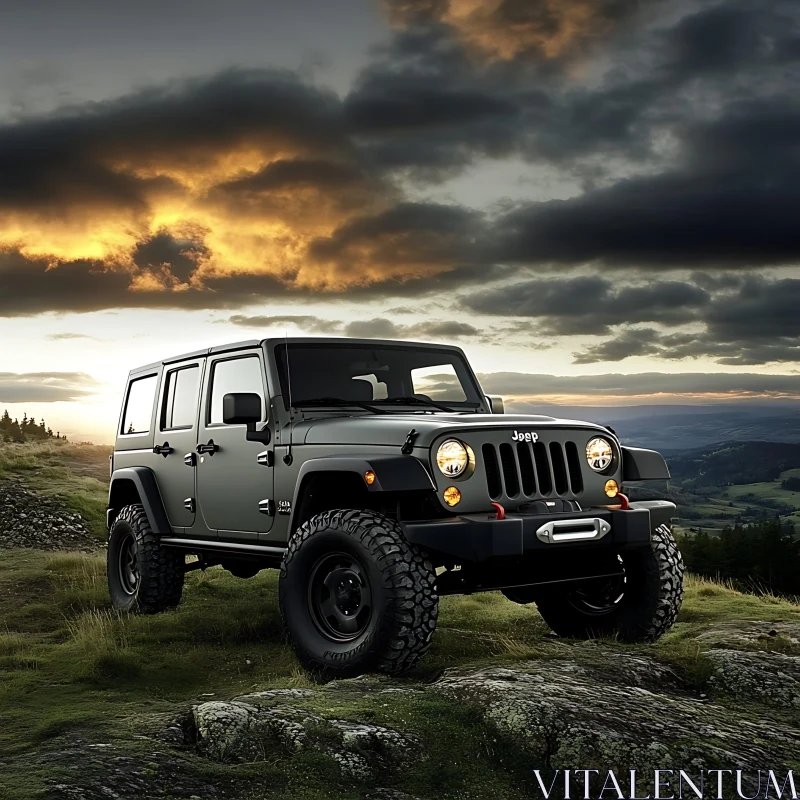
[107,337,683,677]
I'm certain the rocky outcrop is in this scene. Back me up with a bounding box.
[0,477,96,550]
[192,690,420,780]
[179,639,800,798]
[707,648,800,708]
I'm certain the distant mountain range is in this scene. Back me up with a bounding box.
[506,403,800,451]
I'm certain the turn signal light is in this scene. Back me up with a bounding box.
[443,486,462,506]
[604,479,619,498]
[364,470,376,485]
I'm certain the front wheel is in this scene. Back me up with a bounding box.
[534,523,684,642]
[279,509,438,678]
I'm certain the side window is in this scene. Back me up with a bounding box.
[162,366,200,430]
[121,374,158,435]
[208,356,265,425]
[410,364,467,401]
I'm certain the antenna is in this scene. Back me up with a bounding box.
[283,331,294,466]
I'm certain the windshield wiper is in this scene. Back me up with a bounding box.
[293,396,387,415]
[373,396,467,413]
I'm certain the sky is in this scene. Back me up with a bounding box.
[1,0,799,442]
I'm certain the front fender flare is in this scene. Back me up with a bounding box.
[108,466,170,534]
[294,455,435,495]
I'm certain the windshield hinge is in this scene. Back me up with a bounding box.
[401,428,419,455]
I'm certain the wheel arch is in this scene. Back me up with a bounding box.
[289,455,436,535]
[108,466,171,534]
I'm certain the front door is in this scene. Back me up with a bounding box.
[196,350,274,540]
[154,359,204,531]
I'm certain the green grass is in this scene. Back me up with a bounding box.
[1,546,799,798]
[0,441,110,539]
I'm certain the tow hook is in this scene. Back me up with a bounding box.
[490,502,506,520]
[617,493,630,510]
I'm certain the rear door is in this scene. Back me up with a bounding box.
[196,349,274,540]
[154,359,205,532]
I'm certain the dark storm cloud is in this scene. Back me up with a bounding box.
[572,277,800,366]
[477,371,800,400]
[0,69,346,212]
[464,276,710,335]
[0,372,100,403]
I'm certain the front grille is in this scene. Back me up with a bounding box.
[484,439,583,501]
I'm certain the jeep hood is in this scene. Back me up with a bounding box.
[296,413,610,448]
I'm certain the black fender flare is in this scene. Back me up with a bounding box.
[290,454,435,525]
[621,446,671,481]
[108,466,171,534]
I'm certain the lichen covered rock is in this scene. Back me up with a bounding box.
[707,648,800,707]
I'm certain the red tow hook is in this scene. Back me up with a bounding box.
[491,502,506,520]
[617,493,630,510]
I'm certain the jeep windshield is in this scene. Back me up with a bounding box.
[275,342,483,412]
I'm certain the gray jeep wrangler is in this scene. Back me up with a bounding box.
[107,337,683,677]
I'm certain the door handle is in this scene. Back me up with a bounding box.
[153,442,173,457]
[183,452,197,467]
[196,439,220,455]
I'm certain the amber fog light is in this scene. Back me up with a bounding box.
[443,486,462,506]
[604,479,619,498]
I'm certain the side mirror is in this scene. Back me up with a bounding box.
[223,393,271,444]
[487,395,505,414]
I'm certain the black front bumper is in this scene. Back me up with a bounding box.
[402,500,675,563]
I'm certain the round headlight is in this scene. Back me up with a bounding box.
[436,439,470,477]
[586,437,614,472]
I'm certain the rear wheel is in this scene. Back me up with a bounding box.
[533,523,683,642]
[279,509,438,678]
[107,504,185,613]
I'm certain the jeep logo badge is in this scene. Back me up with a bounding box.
[511,430,539,443]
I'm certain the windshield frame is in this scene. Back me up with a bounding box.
[271,340,486,413]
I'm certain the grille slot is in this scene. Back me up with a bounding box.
[483,443,502,499]
[516,442,536,495]
[499,443,520,497]
[549,442,569,495]
[533,441,552,495]
[565,441,584,494]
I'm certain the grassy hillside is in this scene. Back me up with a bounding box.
[1,546,798,799]
[0,441,110,539]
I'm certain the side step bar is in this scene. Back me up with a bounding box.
[159,537,287,557]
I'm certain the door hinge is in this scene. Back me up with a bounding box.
[184,497,195,513]
[258,499,275,516]
[257,450,274,467]
[183,452,197,467]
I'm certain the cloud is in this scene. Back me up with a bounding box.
[477,371,800,403]
[0,372,101,403]
[0,69,496,313]
[223,313,482,341]
[46,333,101,341]
[385,0,648,63]
[572,277,800,365]
[464,276,710,335]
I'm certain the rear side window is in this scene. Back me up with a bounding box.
[162,366,200,430]
[121,374,158,435]
[208,356,265,424]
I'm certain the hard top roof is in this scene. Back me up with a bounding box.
[129,336,465,375]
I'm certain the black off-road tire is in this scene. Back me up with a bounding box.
[107,504,185,613]
[279,509,438,679]
[534,523,684,642]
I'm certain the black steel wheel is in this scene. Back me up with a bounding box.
[534,523,684,642]
[107,504,185,613]
[279,509,438,678]
[117,531,139,596]
[308,552,373,642]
